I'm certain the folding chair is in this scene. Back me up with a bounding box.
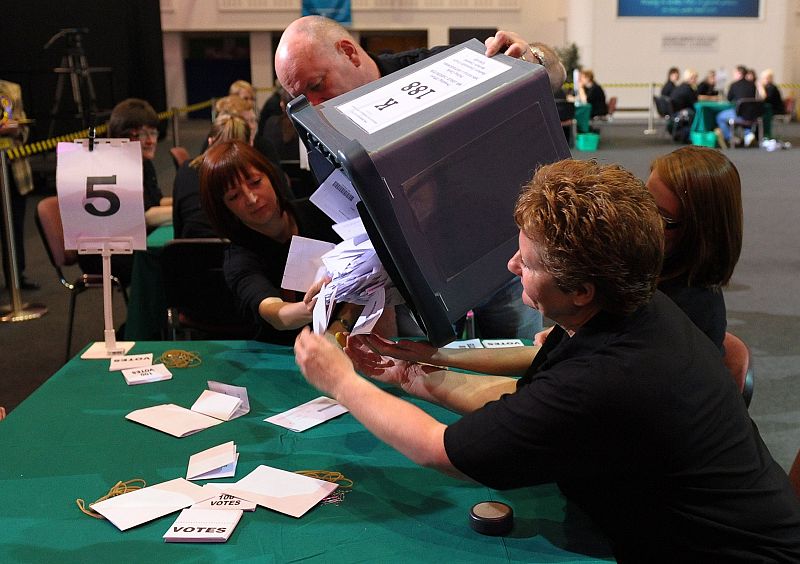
[722,332,754,408]
[35,196,128,362]
[727,98,765,148]
[160,238,257,340]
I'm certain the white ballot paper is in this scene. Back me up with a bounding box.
[109,353,153,371]
[126,381,249,437]
[309,169,361,223]
[332,217,367,241]
[444,338,484,349]
[281,236,335,293]
[91,477,212,531]
[265,396,348,432]
[187,441,239,480]
[163,508,243,543]
[223,465,338,518]
[122,363,172,385]
[193,484,257,511]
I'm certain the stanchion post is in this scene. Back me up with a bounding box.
[170,107,180,147]
[644,82,657,135]
[0,148,47,322]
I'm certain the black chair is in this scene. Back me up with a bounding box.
[555,100,577,148]
[35,196,128,361]
[728,98,765,148]
[160,238,257,340]
[653,95,675,135]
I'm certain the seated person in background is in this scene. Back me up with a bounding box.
[172,114,251,239]
[646,146,742,352]
[758,68,785,116]
[577,69,607,118]
[697,69,719,98]
[294,159,800,562]
[715,65,758,148]
[228,79,257,114]
[79,98,172,286]
[660,66,679,97]
[669,68,698,112]
[199,140,395,344]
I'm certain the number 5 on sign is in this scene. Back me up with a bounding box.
[56,140,147,250]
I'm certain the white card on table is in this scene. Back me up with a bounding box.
[91,477,212,531]
[194,484,257,511]
[163,508,243,543]
[223,465,338,518]
[187,441,238,480]
[443,338,484,349]
[482,339,525,348]
[126,404,223,438]
[109,353,153,371]
[122,363,172,385]
[265,396,349,432]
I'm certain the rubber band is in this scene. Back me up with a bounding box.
[76,478,147,519]
[160,349,202,369]
[295,470,353,505]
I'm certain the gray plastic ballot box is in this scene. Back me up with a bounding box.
[287,39,571,346]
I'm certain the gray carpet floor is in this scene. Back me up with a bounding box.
[1,117,798,471]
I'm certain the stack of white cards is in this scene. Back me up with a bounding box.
[163,508,243,543]
[126,381,250,437]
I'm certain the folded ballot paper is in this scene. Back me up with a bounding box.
[282,171,404,336]
[91,478,212,531]
[223,465,338,518]
[265,396,348,432]
[186,441,239,480]
[163,507,243,543]
[126,381,250,437]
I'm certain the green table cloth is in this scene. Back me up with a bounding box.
[125,224,174,341]
[691,100,773,140]
[0,340,613,563]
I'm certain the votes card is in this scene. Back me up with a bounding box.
[109,353,153,372]
[163,508,243,543]
[122,363,172,385]
[193,484,257,511]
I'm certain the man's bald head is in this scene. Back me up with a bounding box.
[275,16,381,106]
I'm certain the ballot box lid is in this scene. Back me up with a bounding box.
[288,40,570,345]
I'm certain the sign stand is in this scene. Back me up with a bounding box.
[0,147,47,322]
[77,236,135,358]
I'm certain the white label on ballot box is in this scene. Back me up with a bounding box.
[337,48,510,134]
[55,140,147,250]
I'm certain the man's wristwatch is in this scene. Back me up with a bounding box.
[528,45,546,67]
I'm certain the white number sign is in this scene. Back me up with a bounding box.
[56,140,147,250]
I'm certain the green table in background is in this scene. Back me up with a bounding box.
[575,103,593,134]
[0,340,613,563]
[691,101,773,141]
[125,224,174,340]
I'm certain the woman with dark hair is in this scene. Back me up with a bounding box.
[661,66,680,97]
[198,140,338,344]
[647,145,743,351]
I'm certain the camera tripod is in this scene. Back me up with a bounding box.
[45,28,110,137]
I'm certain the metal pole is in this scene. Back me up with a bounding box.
[0,149,47,322]
[170,107,180,147]
[644,83,657,135]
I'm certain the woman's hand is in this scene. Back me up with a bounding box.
[344,334,422,390]
[294,327,357,399]
[349,333,437,364]
[302,275,331,314]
